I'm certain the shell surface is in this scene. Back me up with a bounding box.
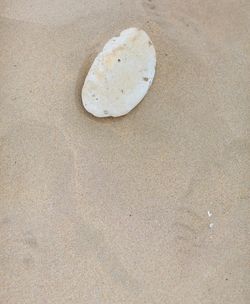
[81,28,156,117]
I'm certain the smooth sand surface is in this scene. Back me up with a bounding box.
[0,1,249,303]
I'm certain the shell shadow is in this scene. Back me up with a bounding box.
[74,51,96,120]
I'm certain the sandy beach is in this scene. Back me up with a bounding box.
[0,1,249,303]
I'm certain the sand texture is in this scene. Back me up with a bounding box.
[0,1,249,303]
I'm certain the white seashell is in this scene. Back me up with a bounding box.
[81,28,156,117]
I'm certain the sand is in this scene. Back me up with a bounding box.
[0,1,249,303]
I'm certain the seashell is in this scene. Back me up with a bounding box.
[81,28,156,117]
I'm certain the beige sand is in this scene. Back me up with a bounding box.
[0,1,249,303]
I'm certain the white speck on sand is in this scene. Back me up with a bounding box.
[208,211,212,217]
[209,223,214,228]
